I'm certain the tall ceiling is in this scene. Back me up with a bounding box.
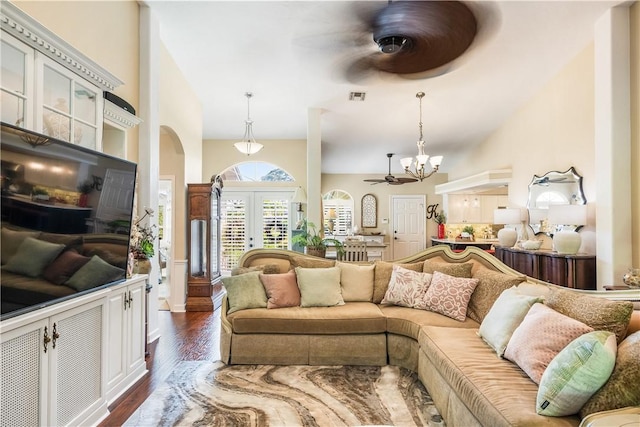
[147,1,620,175]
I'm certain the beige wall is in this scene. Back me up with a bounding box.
[159,128,186,259]
[631,1,640,267]
[14,0,141,161]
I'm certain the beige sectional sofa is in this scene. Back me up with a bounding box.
[220,245,640,427]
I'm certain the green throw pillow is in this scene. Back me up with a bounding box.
[1,237,64,277]
[295,266,344,307]
[478,286,543,356]
[221,271,268,314]
[65,255,125,291]
[1,228,40,265]
[537,331,617,417]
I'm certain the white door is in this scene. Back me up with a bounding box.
[391,195,426,259]
[221,190,293,274]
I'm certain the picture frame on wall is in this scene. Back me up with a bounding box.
[361,193,377,228]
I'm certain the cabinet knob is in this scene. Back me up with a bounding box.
[52,323,60,349]
[43,326,51,353]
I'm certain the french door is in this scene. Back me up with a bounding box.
[220,190,293,274]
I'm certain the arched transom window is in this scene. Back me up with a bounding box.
[221,162,294,182]
[322,189,354,236]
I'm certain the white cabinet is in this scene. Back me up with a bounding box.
[0,277,148,427]
[106,277,147,403]
[1,294,108,427]
[447,194,509,224]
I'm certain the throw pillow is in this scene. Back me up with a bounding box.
[38,232,84,251]
[545,289,633,344]
[537,331,617,417]
[478,286,543,357]
[467,268,526,324]
[1,227,40,265]
[83,247,128,269]
[231,264,280,276]
[579,330,640,418]
[372,261,423,304]
[290,254,335,269]
[381,265,433,308]
[42,250,91,285]
[65,255,125,292]
[336,261,375,302]
[1,237,65,278]
[423,260,473,278]
[504,303,594,384]
[221,271,268,314]
[422,271,479,322]
[295,266,344,307]
[259,270,300,309]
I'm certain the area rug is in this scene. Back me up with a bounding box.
[123,361,446,427]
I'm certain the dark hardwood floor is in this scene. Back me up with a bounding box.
[99,310,221,426]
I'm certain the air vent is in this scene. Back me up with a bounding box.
[349,92,366,101]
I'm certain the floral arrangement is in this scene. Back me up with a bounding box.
[433,210,447,224]
[130,207,157,259]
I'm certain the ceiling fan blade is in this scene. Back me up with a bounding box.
[364,179,385,184]
[395,177,419,183]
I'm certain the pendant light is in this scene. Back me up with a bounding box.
[234,92,263,155]
[400,92,443,181]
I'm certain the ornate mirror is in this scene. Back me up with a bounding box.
[527,167,585,234]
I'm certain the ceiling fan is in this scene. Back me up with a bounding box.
[364,153,418,185]
[341,0,478,79]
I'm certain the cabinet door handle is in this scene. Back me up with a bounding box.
[52,323,60,349]
[43,326,51,353]
[128,291,133,308]
[124,294,128,311]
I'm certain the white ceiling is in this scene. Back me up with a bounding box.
[147,1,619,175]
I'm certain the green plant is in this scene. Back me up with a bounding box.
[131,207,157,259]
[462,225,475,235]
[77,180,93,194]
[292,219,344,257]
[32,187,48,196]
[434,210,447,224]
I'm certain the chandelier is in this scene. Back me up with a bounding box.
[400,92,443,181]
[234,92,263,155]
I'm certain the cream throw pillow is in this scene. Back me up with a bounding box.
[381,265,433,308]
[221,271,268,314]
[478,286,544,357]
[504,303,593,384]
[336,262,375,302]
[295,266,344,307]
[537,331,617,416]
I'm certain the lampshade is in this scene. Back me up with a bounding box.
[234,92,264,155]
[292,187,307,204]
[493,208,521,225]
[234,140,263,155]
[548,204,587,226]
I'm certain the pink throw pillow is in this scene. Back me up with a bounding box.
[504,303,593,384]
[381,265,433,308]
[422,271,479,321]
[259,270,300,309]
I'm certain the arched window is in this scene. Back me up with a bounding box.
[322,190,354,236]
[221,162,294,182]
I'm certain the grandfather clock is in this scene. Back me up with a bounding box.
[186,177,223,311]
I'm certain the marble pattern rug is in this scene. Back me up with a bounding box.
[124,361,446,427]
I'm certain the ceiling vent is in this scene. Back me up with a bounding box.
[349,92,366,101]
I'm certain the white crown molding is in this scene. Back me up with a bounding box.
[435,169,513,195]
[104,99,142,129]
[0,1,123,91]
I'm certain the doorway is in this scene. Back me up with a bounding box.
[220,190,294,274]
[158,177,174,310]
[391,195,426,259]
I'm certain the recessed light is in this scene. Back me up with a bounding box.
[349,92,366,101]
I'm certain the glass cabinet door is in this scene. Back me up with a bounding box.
[190,219,208,278]
[1,36,33,128]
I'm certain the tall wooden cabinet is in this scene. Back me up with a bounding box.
[186,181,223,311]
[494,246,596,290]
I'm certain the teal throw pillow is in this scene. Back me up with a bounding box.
[65,255,125,291]
[537,331,617,417]
[295,266,344,308]
[221,271,268,314]
[478,286,543,357]
[1,236,64,277]
[1,228,40,265]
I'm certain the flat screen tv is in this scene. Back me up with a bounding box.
[1,122,137,320]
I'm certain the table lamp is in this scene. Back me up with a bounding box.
[548,204,587,254]
[494,208,520,247]
[292,187,307,228]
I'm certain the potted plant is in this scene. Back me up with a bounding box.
[77,180,93,207]
[434,210,447,239]
[130,207,157,274]
[291,219,344,259]
[461,225,475,241]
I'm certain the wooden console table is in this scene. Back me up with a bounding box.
[494,246,596,290]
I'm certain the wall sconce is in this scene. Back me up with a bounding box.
[548,204,587,254]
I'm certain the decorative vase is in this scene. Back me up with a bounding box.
[437,223,446,239]
[622,268,640,288]
[134,258,152,275]
[78,193,89,207]
[306,247,326,258]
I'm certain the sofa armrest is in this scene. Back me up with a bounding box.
[579,406,640,427]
